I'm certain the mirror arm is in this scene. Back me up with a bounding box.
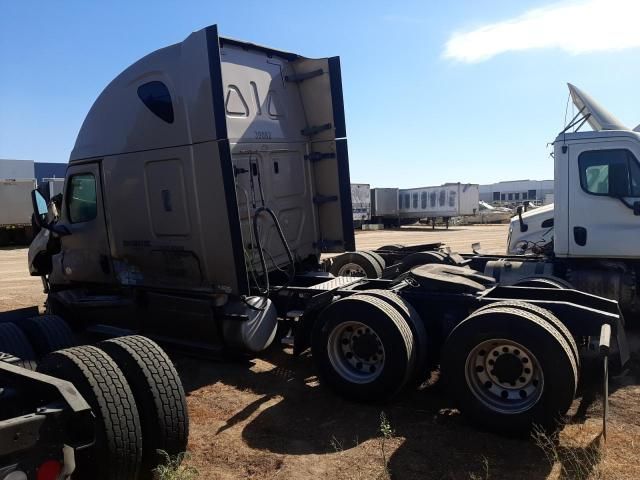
[517,205,528,232]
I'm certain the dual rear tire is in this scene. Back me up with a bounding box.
[312,291,427,401]
[36,335,188,480]
[442,302,579,433]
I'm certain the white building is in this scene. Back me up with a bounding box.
[479,179,553,205]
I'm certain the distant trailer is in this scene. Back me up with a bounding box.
[398,183,479,228]
[0,178,36,245]
[371,188,400,226]
[351,183,371,227]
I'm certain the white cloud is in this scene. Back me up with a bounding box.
[444,0,640,62]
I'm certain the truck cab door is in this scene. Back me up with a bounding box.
[52,162,114,284]
[568,141,640,258]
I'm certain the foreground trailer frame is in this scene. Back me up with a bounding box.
[0,360,94,479]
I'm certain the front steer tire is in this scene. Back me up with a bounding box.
[442,307,577,434]
[37,346,142,480]
[98,335,189,480]
[312,294,415,402]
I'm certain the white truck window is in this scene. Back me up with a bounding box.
[579,149,640,196]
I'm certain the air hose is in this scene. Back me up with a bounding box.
[252,206,296,296]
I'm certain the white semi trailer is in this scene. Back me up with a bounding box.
[0,178,36,244]
[399,183,479,228]
[369,184,479,228]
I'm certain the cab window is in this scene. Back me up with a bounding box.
[67,173,97,223]
[579,149,640,196]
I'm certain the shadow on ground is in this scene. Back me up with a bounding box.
[176,347,561,479]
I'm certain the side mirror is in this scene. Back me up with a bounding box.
[634,201,640,216]
[31,189,49,228]
[30,189,71,236]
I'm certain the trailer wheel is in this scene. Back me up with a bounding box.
[0,322,37,369]
[513,276,573,289]
[38,346,142,480]
[329,251,383,278]
[354,290,429,385]
[312,294,415,401]
[360,250,386,272]
[22,315,76,357]
[398,251,446,273]
[98,335,188,480]
[442,307,577,433]
[473,301,580,369]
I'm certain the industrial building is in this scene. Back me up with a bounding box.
[1,159,67,184]
[479,179,553,205]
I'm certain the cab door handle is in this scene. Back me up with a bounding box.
[574,226,587,246]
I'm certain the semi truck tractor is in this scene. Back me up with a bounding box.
[26,25,626,435]
[494,84,640,318]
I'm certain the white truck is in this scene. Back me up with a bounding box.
[0,178,36,245]
[492,84,640,317]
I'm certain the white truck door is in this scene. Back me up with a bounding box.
[568,141,640,258]
[55,162,115,284]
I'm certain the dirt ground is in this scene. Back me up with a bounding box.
[2,224,640,480]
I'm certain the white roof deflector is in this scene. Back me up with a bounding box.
[568,83,628,131]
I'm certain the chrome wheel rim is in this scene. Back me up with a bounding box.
[465,338,544,414]
[327,321,385,383]
[337,262,367,277]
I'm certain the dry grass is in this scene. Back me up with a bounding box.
[155,451,199,480]
[534,425,604,480]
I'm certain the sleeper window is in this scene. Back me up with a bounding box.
[138,81,174,123]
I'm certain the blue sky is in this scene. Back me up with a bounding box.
[2,0,640,188]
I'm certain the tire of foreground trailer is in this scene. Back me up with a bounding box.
[312,294,415,401]
[512,276,573,289]
[22,315,76,357]
[98,335,189,480]
[37,346,142,480]
[360,250,386,272]
[0,322,37,369]
[354,289,429,385]
[398,251,446,273]
[441,307,577,434]
[329,251,383,278]
[473,301,580,370]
